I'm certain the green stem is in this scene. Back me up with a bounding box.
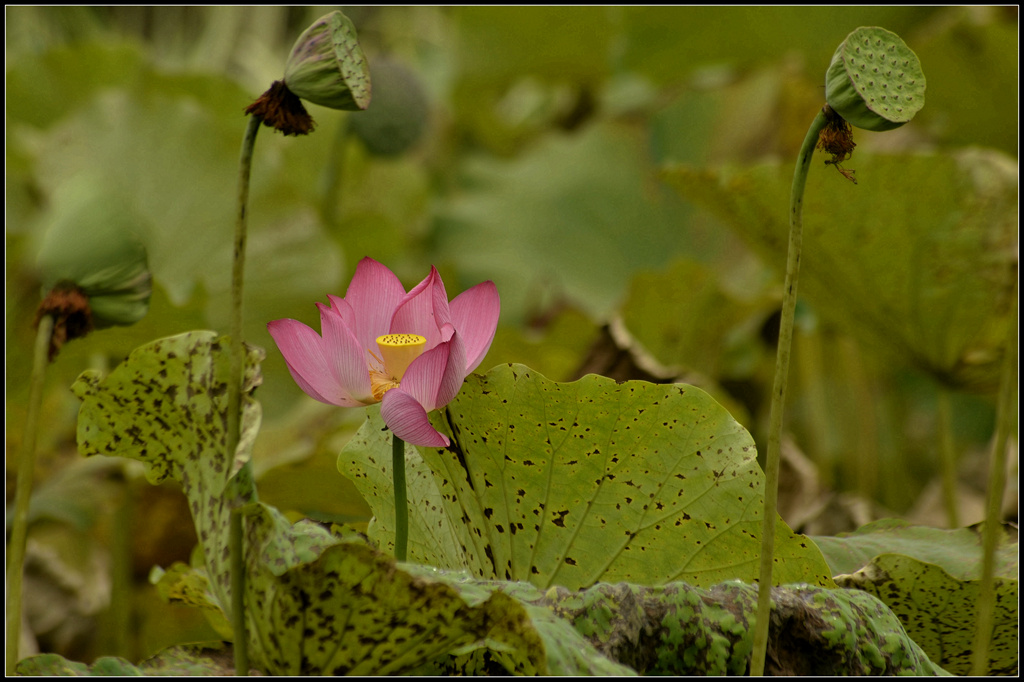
[320,114,350,228]
[226,113,261,677]
[229,508,247,675]
[749,108,827,677]
[393,434,409,562]
[970,290,1017,676]
[108,478,135,658]
[839,337,877,500]
[936,388,960,528]
[6,314,54,675]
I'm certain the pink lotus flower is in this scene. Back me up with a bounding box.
[268,257,499,448]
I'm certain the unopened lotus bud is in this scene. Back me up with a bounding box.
[35,181,151,357]
[349,58,429,157]
[283,11,371,112]
[824,26,925,132]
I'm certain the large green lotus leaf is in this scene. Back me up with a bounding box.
[813,518,1018,580]
[436,121,694,323]
[340,364,834,590]
[835,554,1018,675]
[663,150,1018,392]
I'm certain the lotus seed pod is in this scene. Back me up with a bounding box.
[36,182,151,331]
[283,11,371,112]
[349,58,429,157]
[825,26,925,132]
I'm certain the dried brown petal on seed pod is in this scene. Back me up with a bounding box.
[283,11,371,112]
[245,80,315,136]
[825,26,926,132]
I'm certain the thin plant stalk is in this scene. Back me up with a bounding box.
[226,112,262,677]
[393,434,409,562]
[796,325,835,489]
[229,508,247,675]
[320,115,350,228]
[749,108,827,677]
[108,478,135,658]
[936,389,960,528]
[838,337,878,500]
[970,292,1017,676]
[5,314,55,675]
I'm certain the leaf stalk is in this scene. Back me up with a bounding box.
[5,314,55,675]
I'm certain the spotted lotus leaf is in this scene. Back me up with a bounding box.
[403,565,636,676]
[236,517,549,675]
[72,330,263,492]
[394,572,948,675]
[72,331,263,619]
[340,363,834,590]
[835,554,1018,675]
[542,580,948,675]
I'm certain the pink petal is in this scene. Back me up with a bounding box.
[342,257,407,353]
[325,294,356,333]
[316,301,374,403]
[390,267,448,350]
[381,389,450,448]
[432,334,468,408]
[449,281,500,374]
[267,319,368,407]
[398,341,451,411]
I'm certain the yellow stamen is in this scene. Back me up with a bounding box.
[370,333,426,401]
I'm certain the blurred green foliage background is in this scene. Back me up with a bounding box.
[5,5,1017,665]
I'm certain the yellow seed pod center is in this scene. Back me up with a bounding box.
[375,334,426,383]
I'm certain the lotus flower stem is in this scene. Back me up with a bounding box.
[226,112,261,677]
[393,434,409,562]
[971,291,1017,675]
[749,108,827,677]
[6,314,54,675]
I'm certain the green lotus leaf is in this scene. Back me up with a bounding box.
[813,518,1018,580]
[662,149,1017,392]
[835,554,1018,675]
[340,363,834,590]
